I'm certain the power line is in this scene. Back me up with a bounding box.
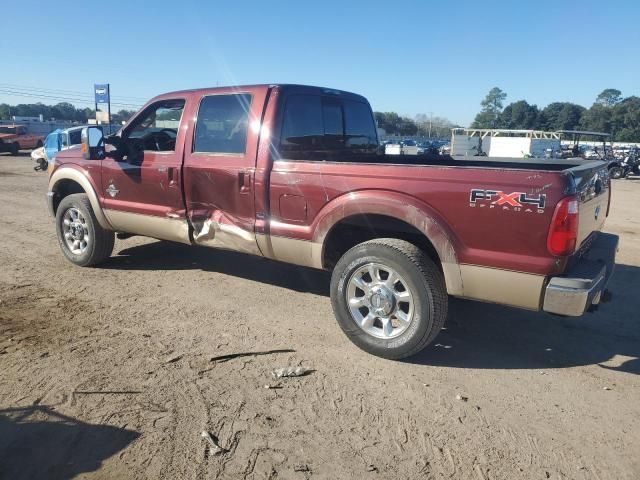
[0,83,148,102]
[0,88,142,109]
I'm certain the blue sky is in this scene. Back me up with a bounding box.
[1,0,639,125]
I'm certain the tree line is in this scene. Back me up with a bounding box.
[471,88,640,142]
[0,102,136,125]
[374,111,457,138]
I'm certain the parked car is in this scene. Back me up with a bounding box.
[32,126,84,171]
[0,125,44,154]
[46,84,618,359]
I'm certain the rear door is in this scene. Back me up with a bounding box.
[100,98,190,244]
[182,87,268,254]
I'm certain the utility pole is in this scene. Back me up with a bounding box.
[428,112,433,139]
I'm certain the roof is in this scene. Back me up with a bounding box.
[153,84,368,103]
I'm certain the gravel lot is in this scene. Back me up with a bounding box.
[1,153,639,480]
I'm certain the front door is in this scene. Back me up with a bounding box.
[182,88,267,254]
[101,98,190,244]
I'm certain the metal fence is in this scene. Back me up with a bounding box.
[0,120,121,136]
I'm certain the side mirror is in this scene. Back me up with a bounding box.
[81,126,105,160]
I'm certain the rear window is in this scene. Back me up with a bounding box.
[280,95,323,154]
[194,93,252,154]
[344,100,378,148]
[279,94,377,160]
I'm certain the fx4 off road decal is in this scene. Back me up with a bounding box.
[469,189,546,213]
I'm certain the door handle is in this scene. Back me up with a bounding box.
[239,171,251,193]
[167,167,178,186]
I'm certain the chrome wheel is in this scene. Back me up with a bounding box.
[62,207,90,255]
[346,262,414,339]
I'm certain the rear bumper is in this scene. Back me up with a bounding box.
[543,233,619,316]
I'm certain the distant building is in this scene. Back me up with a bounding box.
[12,115,43,123]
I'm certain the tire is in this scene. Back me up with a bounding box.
[36,140,43,148]
[609,166,624,179]
[10,143,19,155]
[55,193,114,267]
[330,238,448,360]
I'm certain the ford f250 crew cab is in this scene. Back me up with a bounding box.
[46,84,619,359]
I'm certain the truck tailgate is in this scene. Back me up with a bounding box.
[568,160,611,247]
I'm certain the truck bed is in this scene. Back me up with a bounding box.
[377,153,593,172]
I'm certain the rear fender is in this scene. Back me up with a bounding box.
[313,190,463,295]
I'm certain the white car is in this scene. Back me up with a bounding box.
[32,126,85,171]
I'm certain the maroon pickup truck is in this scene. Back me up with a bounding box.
[46,84,618,359]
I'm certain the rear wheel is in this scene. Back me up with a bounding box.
[55,193,114,266]
[330,238,448,359]
[609,165,624,179]
[36,140,43,148]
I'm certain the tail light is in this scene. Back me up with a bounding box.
[547,196,579,256]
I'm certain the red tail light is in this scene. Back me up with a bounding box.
[547,196,579,256]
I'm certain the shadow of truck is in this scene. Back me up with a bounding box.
[0,406,139,480]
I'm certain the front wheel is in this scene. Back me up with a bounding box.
[55,193,114,266]
[330,239,448,360]
[36,140,43,148]
[10,143,19,155]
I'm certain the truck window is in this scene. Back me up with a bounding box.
[280,94,324,159]
[125,99,185,152]
[68,129,82,145]
[193,93,252,154]
[279,94,378,161]
[343,100,378,148]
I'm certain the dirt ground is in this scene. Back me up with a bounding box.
[0,153,638,480]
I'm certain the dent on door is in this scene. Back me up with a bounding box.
[191,210,261,255]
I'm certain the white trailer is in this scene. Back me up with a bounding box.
[451,128,560,158]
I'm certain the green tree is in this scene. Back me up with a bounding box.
[0,104,11,120]
[611,96,640,142]
[374,111,418,136]
[580,103,612,133]
[499,100,539,129]
[539,102,585,131]
[595,88,622,107]
[471,87,507,128]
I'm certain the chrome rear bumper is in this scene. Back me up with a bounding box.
[543,233,618,316]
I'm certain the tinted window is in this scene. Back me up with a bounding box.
[280,94,377,161]
[280,94,323,156]
[194,94,252,154]
[68,129,82,145]
[344,100,377,147]
[322,99,343,136]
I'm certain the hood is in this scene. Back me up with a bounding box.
[31,147,46,160]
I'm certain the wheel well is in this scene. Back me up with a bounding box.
[52,179,85,214]
[322,214,441,270]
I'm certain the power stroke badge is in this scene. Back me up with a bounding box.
[469,189,546,213]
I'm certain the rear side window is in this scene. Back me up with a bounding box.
[279,94,377,160]
[194,93,252,154]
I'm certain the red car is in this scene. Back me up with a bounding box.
[0,125,44,154]
[46,84,618,359]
